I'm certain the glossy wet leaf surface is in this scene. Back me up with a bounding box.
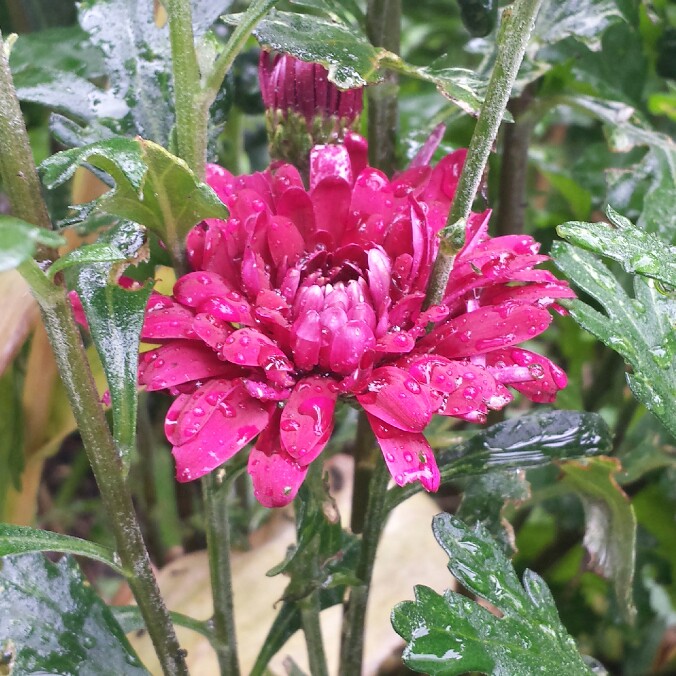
[389,410,611,508]
[391,513,593,675]
[558,207,676,287]
[0,524,122,573]
[553,243,676,438]
[0,553,147,674]
[0,216,65,272]
[560,457,637,623]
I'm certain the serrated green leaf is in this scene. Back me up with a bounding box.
[73,221,152,471]
[457,470,530,556]
[47,242,127,279]
[553,242,676,438]
[559,457,637,623]
[0,553,148,674]
[390,410,611,508]
[558,207,676,287]
[0,524,122,573]
[0,216,65,272]
[391,514,593,675]
[533,0,624,51]
[40,137,229,255]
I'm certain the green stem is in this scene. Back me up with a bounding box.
[1,33,187,674]
[350,411,380,534]
[424,0,545,308]
[202,472,240,676]
[365,0,401,174]
[339,457,390,676]
[19,261,188,676]
[300,592,329,676]
[166,0,205,179]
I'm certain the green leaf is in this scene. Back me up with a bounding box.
[47,242,127,280]
[0,553,148,674]
[110,606,214,641]
[457,470,530,556]
[73,221,152,471]
[533,0,624,51]
[559,457,637,623]
[389,410,612,508]
[391,514,593,675]
[0,216,65,272]
[558,206,676,287]
[40,137,229,249]
[0,524,122,573]
[553,242,676,439]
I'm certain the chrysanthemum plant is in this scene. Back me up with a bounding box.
[1,0,673,674]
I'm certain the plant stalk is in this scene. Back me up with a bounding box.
[365,0,401,174]
[339,456,390,676]
[1,36,187,673]
[424,0,545,308]
[166,0,206,179]
[202,472,240,676]
[19,261,188,676]
[300,591,329,676]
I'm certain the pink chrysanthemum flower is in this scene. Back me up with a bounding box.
[138,135,574,507]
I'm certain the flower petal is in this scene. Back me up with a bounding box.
[280,376,338,465]
[142,295,197,341]
[139,341,236,391]
[367,413,439,492]
[356,365,435,432]
[329,320,376,375]
[173,384,273,482]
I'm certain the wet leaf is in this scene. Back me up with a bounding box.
[558,207,676,288]
[0,553,148,674]
[110,606,213,640]
[0,525,122,573]
[40,137,229,248]
[392,513,593,675]
[73,221,152,471]
[0,216,65,272]
[47,242,127,280]
[457,470,530,556]
[390,410,612,508]
[559,457,637,623]
[553,243,676,439]
[533,0,624,51]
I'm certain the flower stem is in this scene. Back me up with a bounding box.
[0,35,187,675]
[19,262,189,676]
[339,454,390,676]
[300,591,329,676]
[202,472,240,676]
[365,0,401,174]
[166,0,205,179]
[424,0,545,308]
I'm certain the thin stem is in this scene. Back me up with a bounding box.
[350,411,380,534]
[166,0,205,179]
[19,262,188,676]
[365,0,402,174]
[424,0,545,308]
[202,472,240,676]
[1,36,187,672]
[300,593,329,676]
[339,458,390,676]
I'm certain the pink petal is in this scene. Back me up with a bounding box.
[192,313,232,350]
[376,331,416,353]
[174,271,234,308]
[487,348,567,403]
[142,296,196,341]
[425,304,553,358]
[276,187,316,243]
[309,144,353,190]
[267,215,305,268]
[221,327,291,372]
[291,310,321,371]
[356,366,435,432]
[280,376,338,465]
[243,377,291,401]
[329,320,376,375]
[344,132,368,178]
[138,341,236,391]
[173,384,273,482]
[367,413,440,492]
[248,409,308,507]
[311,177,352,247]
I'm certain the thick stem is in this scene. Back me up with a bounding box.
[495,83,537,236]
[350,411,380,534]
[339,457,390,676]
[166,0,206,179]
[365,0,401,174]
[202,472,240,676]
[19,261,188,676]
[424,0,545,308]
[1,36,187,673]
